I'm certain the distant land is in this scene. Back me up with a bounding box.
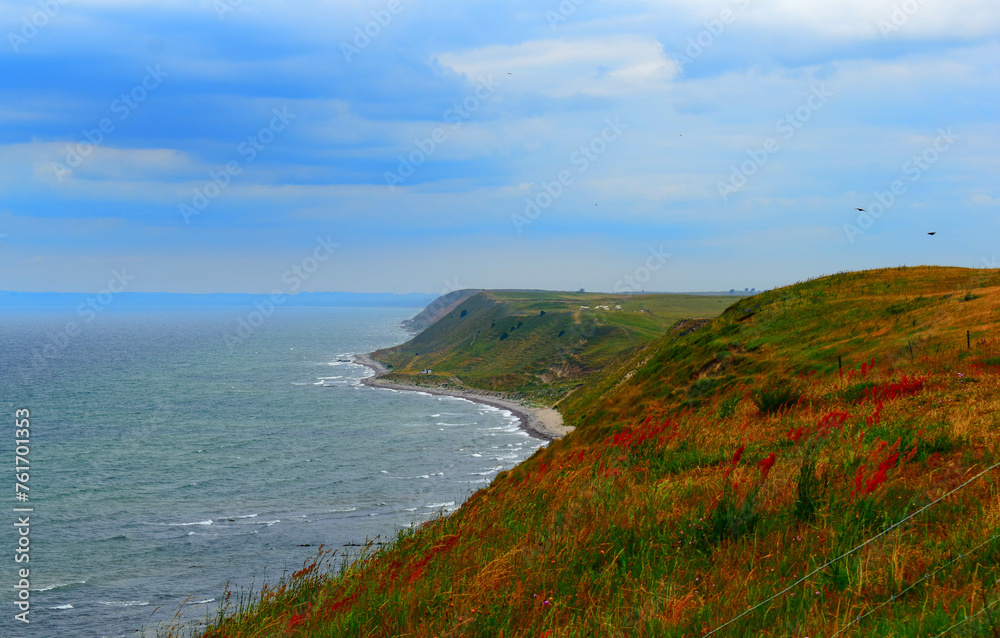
[0,291,438,309]
[372,290,739,405]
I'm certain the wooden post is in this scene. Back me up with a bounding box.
[967,330,971,350]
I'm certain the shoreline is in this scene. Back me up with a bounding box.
[352,353,572,441]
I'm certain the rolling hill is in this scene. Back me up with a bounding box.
[197,267,1000,638]
[372,290,737,404]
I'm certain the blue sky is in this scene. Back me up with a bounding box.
[1,0,998,294]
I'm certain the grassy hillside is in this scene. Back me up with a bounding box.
[372,290,737,403]
[196,267,1000,637]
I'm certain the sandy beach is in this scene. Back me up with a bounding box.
[352,353,573,441]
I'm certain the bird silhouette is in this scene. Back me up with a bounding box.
[856,208,865,212]
[927,232,936,236]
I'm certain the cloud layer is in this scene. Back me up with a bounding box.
[1,0,998,293]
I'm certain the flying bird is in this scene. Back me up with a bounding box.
[928,232,936,236]
[856,208,865,212]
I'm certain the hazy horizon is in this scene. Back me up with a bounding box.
[0,287,751,297]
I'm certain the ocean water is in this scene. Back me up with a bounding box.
[0,307,545,637]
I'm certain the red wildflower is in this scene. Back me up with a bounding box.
[723,444,746,481]
[817,410,850,434]
[407,536,460,583]
[287,613,306,630]
[866,401,883,425]
[757,453,777,481]
[731,444,746,466]
[868,440,888,460]
[877,439,901,469]
[864,375,925,402]
[292,562,317,580]
[851,464,866,498]
[865,451,898,494]
[854,439,901,496]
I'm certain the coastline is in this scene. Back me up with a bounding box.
[352,353,573,441]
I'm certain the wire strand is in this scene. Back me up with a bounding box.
[702,459,1000,637]
[830,532,1000,636]
[932,596,1000,637]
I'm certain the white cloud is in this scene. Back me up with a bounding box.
[966,194,1000,206]
[588,174,706,202]
[438,35,678,98]
[21,144,191,184]
[630,0,1000,41]
[0,143,196,205]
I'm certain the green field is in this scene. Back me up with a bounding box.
[372,290,737,404]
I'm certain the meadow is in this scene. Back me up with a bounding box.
[190,267,1000,637]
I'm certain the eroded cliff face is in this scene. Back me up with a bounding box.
[401,289,483,334]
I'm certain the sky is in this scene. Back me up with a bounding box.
[1,0,998,295]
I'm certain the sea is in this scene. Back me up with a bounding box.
[0,307,546,637]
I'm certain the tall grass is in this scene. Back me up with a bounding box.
[192,266,1000,638]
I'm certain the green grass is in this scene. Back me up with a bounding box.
[752,383,802,414]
